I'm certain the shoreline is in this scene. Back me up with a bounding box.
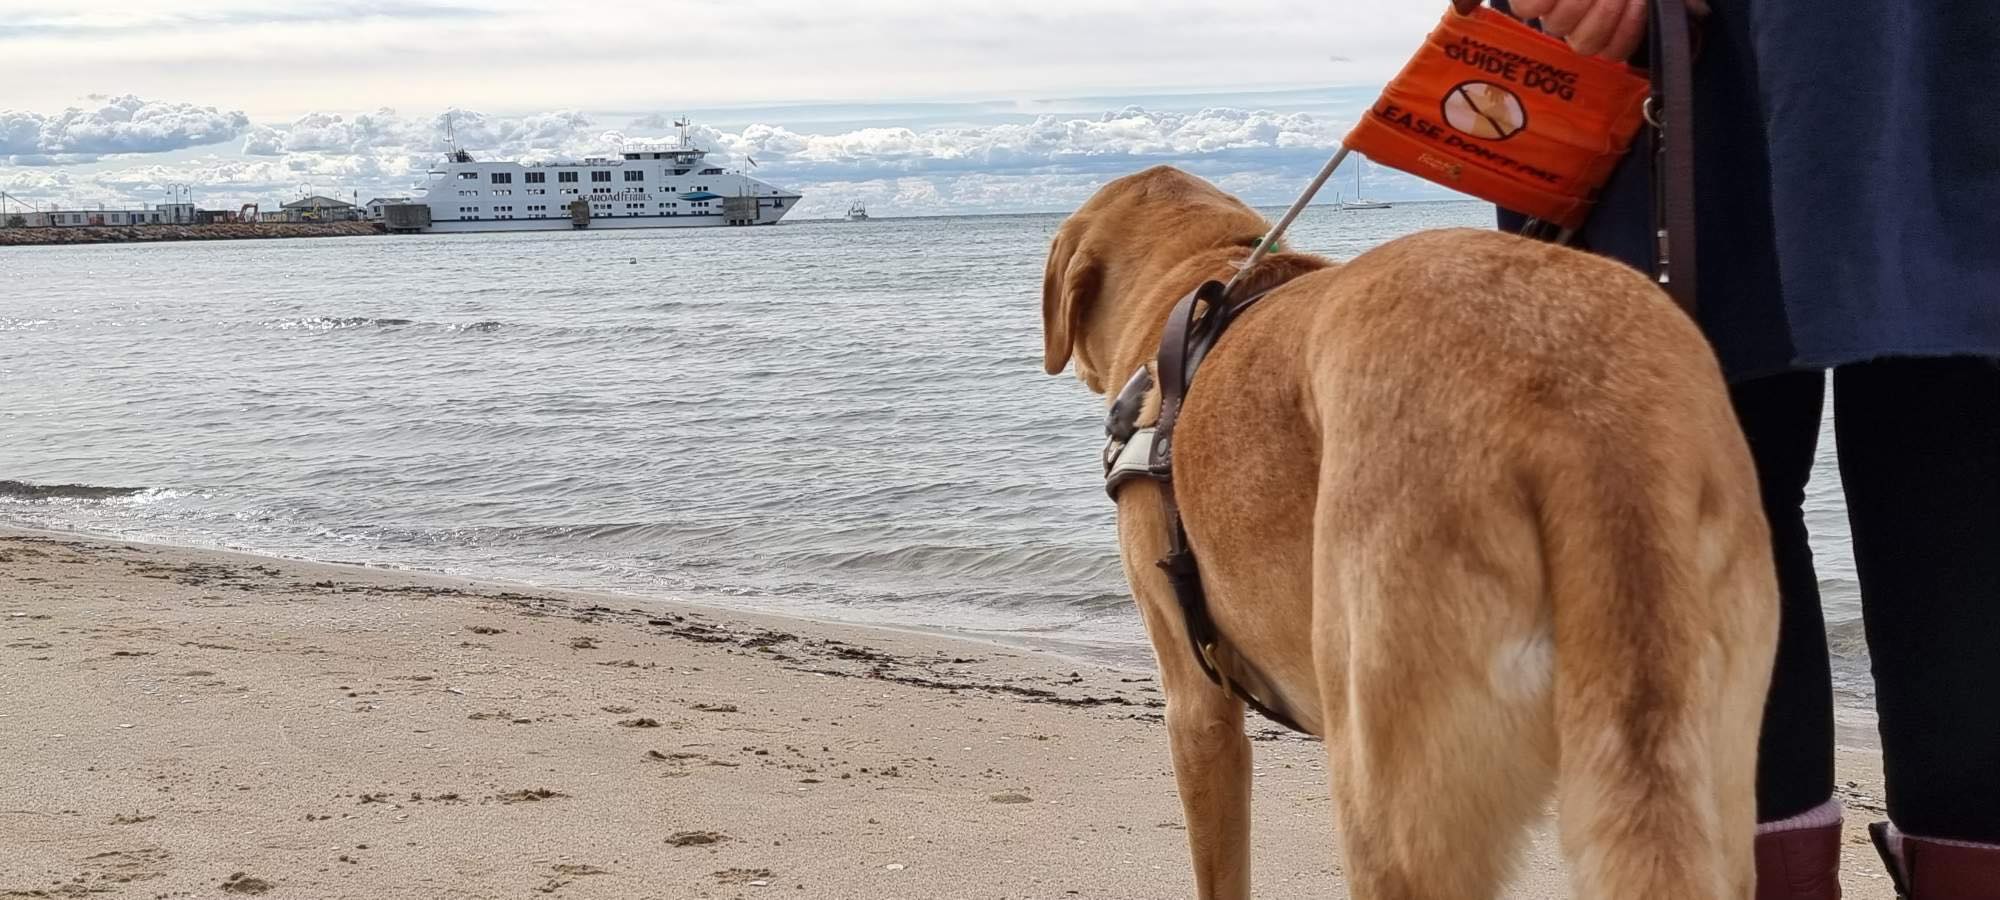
[0,527,1895,897]
[0,508,1158,673]
[0,510,1883,740]
[0,222,384,247]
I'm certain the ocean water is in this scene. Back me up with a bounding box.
[0,204,1865,689]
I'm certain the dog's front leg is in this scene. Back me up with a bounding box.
[1167,677,1252,899]
[1146,607,1253,899]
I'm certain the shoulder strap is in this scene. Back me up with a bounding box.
[1146,279,1312,735]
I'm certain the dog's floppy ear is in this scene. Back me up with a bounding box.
[1041,223,1102,376]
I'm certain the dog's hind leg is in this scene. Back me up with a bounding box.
[1535,456,1774,900]
[1313,520,1558,900]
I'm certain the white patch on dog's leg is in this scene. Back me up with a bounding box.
[1489,628,1554,702]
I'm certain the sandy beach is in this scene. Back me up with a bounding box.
[0,527,1895,898]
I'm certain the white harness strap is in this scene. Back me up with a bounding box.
[1103,427,1158,497]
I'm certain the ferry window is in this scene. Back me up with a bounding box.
[457,172,478,180]
[591,171,612,183]
[700,168,723,175]
[559,171,578,183]
[491,173,512,184]
[561,188,578,195]
[525,172,546,184]
[623,170,644,182]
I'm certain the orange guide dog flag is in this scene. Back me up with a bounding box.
[1344,7,1652,229]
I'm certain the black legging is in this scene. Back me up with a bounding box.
[1737,357,2000,842]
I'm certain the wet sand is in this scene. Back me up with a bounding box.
[0,527,1894,898]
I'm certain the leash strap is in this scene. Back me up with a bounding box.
[1651,0,1699,315]
[1448,0,1698,313]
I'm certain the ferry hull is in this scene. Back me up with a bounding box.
[420,210,792,235]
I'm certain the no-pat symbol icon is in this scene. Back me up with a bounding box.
[1442,81,1528,141]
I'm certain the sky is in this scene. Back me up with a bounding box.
[0,1,1470,219]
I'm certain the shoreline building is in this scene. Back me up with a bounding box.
[8,203,198,228]
[364,197,412,221]
[268,196,360,223]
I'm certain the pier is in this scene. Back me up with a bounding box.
[0,221,385,247]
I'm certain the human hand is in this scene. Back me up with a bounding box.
[1504,0,1710,61]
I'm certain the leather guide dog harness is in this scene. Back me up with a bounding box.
[1104,275,1311,735]
[1101,0,1699,737]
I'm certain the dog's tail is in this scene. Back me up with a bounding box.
[1536,442,1772,900]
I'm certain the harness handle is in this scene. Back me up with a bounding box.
[1227,147,1350,302]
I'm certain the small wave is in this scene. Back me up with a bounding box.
[1826,618,1870,661]
[260,316,511,335]
[264,316,416,331]
[780,542,1121,583]
[0,479,148,501]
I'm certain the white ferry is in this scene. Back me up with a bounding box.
[389,120,801,234]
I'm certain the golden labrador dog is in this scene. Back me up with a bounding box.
[1041,167,1778,899]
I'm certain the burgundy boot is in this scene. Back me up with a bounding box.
[1872,822,2000,900]
[1757,820,1845,900]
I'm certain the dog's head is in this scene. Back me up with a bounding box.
[1041,166,1270,391]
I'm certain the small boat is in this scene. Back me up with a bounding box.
[1336,158,1392,211]
[846,203,870,222]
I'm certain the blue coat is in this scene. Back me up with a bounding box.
[1500,1,2000,380]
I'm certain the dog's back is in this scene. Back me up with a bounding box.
[1174,228,1779,898]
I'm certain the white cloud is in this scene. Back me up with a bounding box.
[0,1,1467,214]
[0,168,75,194]
[707,108,1342,176]
[0,96,1463,217]
[240,125,285,156]
[0,94,248,160]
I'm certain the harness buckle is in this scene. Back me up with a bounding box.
[1198,641,1228,685]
